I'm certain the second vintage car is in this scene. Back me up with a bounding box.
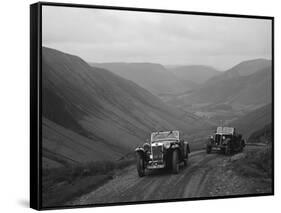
[135,130,190,177]
[206,126,245,155]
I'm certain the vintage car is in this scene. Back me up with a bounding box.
[206,127,245,155]
[135,130,190,177]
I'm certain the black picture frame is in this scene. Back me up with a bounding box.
[30,1,274,210]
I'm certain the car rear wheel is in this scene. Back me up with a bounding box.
[172,150,180,174]
[136,154,145,177]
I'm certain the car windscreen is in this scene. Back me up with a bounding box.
[151,131,179,142]
[217,127,234,134]
[215,134,232,142]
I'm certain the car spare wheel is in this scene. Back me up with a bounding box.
[172,150,180,174]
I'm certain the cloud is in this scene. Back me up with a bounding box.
[42,5,272,70]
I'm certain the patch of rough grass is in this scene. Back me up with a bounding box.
[42,174,112,207]
[231,145,272,178]
[42,159,134,207]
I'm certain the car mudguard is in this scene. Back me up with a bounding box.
[186,142,191,153]
[135,147,145,157]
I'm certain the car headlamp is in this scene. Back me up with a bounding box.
[163,142,171,149]
[143,143,150,152]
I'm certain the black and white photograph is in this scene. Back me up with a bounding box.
[31,2,273,210]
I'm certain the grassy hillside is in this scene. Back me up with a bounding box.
[165,65,271,111]
[187,66,272,108]
[42,118,123,168]
[160,59,272,127]
[206,59,271,85]
[42,47,211,168]
[230,104,272,138]
[248,123,272,143]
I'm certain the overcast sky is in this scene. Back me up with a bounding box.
[42,6,272,70]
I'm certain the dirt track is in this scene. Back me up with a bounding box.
[69,145,272,206]
[70,150,234,205]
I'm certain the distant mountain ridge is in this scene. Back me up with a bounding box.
[42,47,211,168]
[90,62,196,96]
[206,58,271,85]
[169,59,272,110]
[168,65,221,84]
[191,66,271,107]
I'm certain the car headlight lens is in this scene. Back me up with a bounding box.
[143,143,150,152]
[163,142,171,149]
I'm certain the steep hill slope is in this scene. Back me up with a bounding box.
[230,104,272,138]
[161,60,272,125]
[90,62,195,95]
[42,118,121,168]
[42,47,211,168]
[206,59,271,85]
[176,65,272,110]
[168,65,220,84]
[248,123,272,143]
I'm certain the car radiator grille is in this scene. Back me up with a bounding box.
[152,145,163,161]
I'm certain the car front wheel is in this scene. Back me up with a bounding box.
[136,154,145,177]
[224,145,231,155]
[172,150,180,174]
[206,145,212,154]
[183,152,189,166]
